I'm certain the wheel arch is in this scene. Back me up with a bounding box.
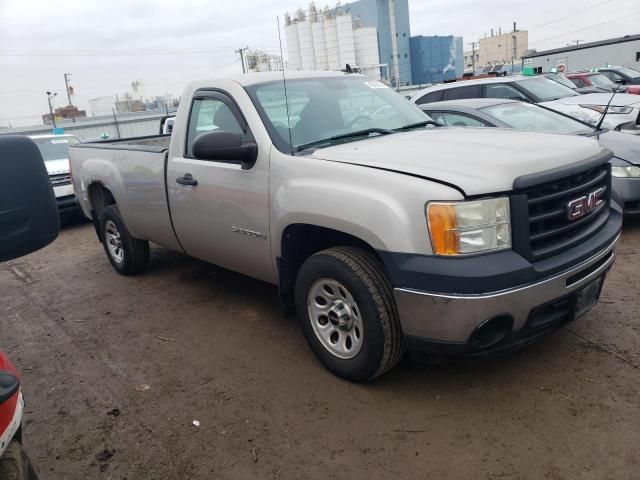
[86,182,117,242]
[277,223,387,313]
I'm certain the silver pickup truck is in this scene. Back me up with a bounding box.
[70,71,622,381]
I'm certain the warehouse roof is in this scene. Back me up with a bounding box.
[523,34,640,59]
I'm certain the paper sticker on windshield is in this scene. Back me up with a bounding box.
[365,81,388,89]
[51,139,70,144]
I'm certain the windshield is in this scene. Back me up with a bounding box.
[517,76,580,101]
[546,74,577,89]
[615,66,640,78]
[480,102,595,135]
[246,76,429,153]
[587,74,615,87]
[32,136,79,161]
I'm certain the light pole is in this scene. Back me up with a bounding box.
[63,73,75,122]
[46,91,57,128]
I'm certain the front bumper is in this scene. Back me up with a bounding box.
[395,236,616,347]
[53,184,80,214]
[0,391,23,459]
[56,194,79,214]
[613,177,640,215]
[384,201,621,357]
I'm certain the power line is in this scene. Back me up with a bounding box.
[0,46,282,57]
[528,10,640,47]
[528,0,618,31]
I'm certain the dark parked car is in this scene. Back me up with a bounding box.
[419,98,640,215]
[598,66,640,86]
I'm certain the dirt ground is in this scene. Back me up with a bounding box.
[1,216,639,480]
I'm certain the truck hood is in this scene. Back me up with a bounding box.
[307,128,607,196]
[547,92,640,107]
[44,158,70,175]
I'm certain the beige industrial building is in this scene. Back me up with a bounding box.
[463,50,479,70]
[478,26,528,67]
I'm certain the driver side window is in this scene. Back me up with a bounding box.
[186,97,245,156]
[486,84,527,101]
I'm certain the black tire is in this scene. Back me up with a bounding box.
[0,440,39,480]
[100,205,149,275]
[295,246,403,382]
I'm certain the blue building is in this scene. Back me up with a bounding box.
[342,0,412,86]
[410,35,464,85]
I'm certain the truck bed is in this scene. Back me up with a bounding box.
[74,134,171,153]
[69,133,181,251]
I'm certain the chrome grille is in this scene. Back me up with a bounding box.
[50,173,71,187]
[512,164,611,261]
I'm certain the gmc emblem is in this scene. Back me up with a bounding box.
[567,187,605,221]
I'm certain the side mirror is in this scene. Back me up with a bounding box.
[0,372,20,404]
[192,131,258,170]
[0,136,60,261]
[615,78,626,85]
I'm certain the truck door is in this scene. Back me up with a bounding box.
[166,90,274,283]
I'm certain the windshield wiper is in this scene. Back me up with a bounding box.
[395,120,440,131]
[296,127,393,152]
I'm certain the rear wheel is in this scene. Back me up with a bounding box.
[100,205,149,275]
[295,247,403,382]
[0,440,39,480]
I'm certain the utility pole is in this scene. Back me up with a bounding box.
[235,46,249,74]
[46,91,57,128]
[470,42,478,73]
[63,73,76,123]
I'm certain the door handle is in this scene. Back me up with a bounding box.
[176,173,198,186]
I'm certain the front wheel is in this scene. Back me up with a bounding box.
[100,205,149,275]
[295,247,403,382]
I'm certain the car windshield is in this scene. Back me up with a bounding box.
[546,74,577,89]
[246,76,430,152]
[32,136,79,161]
[587,74,615,87]
[516,76,580,101]
[614,66,640,78]
[480,102,595,135]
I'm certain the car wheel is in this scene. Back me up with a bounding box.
[100,205,149,275]
[295,246,403,382]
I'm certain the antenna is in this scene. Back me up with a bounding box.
[277,16,294,155]
[595,85,620,131]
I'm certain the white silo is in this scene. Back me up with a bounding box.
[311,16,328,70]
[336,12,356,69]
[387,0,401,85]
[297,16,316,70]
[323,13,340,70]
[285,18,302,70]
[354,27,381,79]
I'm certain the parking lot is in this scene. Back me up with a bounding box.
[1,217,639,479]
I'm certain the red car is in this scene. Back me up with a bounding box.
[0,349,37,479]
[567,71,640,95]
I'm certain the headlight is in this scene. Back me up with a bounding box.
[426,198,511,256]
[612,165,640,177]
[580,104,633,114]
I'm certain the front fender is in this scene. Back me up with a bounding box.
[270,155,464,258]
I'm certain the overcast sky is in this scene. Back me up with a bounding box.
[1,0,638,126]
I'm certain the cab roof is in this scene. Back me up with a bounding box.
[191,70,361,89]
